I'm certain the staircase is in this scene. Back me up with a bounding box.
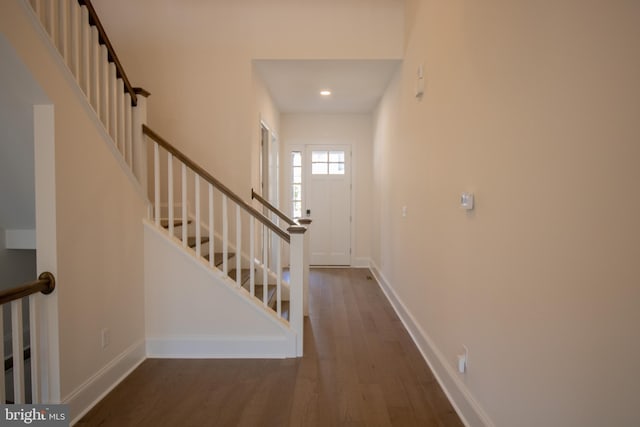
[23,0,307,357]
[161,219,290,321]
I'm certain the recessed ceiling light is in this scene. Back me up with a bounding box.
[320,90,332,96]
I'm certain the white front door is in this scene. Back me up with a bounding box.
[305,145,351,265]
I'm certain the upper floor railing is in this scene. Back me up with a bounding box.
[76,0,137,105]
[28,0,149,187]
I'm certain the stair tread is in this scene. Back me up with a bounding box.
[187,236,210,247]
[160,219,192,228]
[247,283,276,305]
[228,268,251,285]
[204,252,235,267]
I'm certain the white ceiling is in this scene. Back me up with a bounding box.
[254,59,400,114]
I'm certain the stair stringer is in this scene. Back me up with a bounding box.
[143,221,297,358]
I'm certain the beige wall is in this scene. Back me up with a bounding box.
[1,0,148,412]
[281,113,373,266]
[372,1,640,426]
[92,0,403,200]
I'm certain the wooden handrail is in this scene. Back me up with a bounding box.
[78,0,138,106]
[0,272,56,306]
[251,189,297,227]
[142,125,291,243]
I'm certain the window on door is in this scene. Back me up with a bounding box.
[311,150,345,175]
[291,151,302,219]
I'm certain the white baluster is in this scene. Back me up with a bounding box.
[29,295,40,403]
[80,6,90,98]
[108,63,118,140]
[195,175,201,258]
[262,226,268,306]
[250,217,255,296]
[277,237,282,316]
[208,184,214,268]
[124,93,133,169]
[222,195,228,275]
[45,0,55,41]
[100,46,109,129]
[57,0,69,63]
[181,164,187,247]
[90,26,100,112]
[167,153,174,237]
[11,300,25,404]
[235,206,241,287]
[117,80,126,159]
[0,306,4,404]
[69,1,81,80]
[154,142,160,226]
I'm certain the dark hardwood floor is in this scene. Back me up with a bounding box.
[77,268,464,426]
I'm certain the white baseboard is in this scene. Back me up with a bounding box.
[65,340,146,426]
[368,262,495,427]
[146,335,296,359]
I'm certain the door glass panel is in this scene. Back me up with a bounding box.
[329,151,344,162]
[293,167,302,182]
[312,150,345,175]
[291,151,303,218]
[329,163,345,175]
[312,151,328,162]
[312,163,328,175]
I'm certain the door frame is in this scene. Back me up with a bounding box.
[284,143,355,267]
[259,120,280,269]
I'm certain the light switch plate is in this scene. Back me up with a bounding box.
[461,192,474,210]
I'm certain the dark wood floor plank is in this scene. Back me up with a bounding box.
[78,268,463,427]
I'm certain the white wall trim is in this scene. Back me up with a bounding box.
[146,335,296,359]
[368,261,495,427]
[4,229,36,249]
[65,340,146,425]
[33,104,60,404]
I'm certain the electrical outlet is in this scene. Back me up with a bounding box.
[101,328,110,349]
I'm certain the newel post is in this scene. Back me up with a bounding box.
[132,88,150,197]
[297,218,312,317]
[288,224,307,357]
